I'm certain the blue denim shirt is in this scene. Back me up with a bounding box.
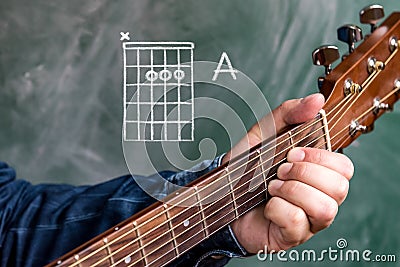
[0,157,247,267]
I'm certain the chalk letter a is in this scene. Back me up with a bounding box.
[212,52,238,81]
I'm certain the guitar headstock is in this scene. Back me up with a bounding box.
[313,9,400,150]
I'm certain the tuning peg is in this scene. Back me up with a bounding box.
[312,46,340,89]
[312,46,340,74]
[373,97,391,115]
[337,25,363,54]
[360,4,385,33]
[349,120,369,136]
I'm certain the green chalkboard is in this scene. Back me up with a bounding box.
[0,0,399,266]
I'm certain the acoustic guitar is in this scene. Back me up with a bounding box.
[46,8,400,267]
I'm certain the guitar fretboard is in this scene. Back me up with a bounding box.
[50,115,329,267]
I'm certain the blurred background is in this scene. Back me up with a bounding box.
[0,0,399,266]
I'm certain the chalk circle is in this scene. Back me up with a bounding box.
[174,69,185,81]
[145,70,158,82]
[159,69,172,81]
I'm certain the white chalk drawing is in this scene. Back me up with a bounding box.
[122,41,194,141]
[212,52,238,81]
[120,32,130,41]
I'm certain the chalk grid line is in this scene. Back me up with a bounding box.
[123,42,195,141]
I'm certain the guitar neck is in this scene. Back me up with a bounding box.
[45,11,400,267]
[46,116,329,267]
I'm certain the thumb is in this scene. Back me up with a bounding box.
[271,93,325,133]
[223,93,325,164]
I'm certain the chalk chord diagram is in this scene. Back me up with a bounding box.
[123,42,194,141]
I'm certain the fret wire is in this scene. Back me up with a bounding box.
[146,134,334,267]
[85,50,399,264]
[71,94,350,267]
[133,221,147,266]
[76,119,329,267]
[288,131,295,149]
[103,238,114,265]
[142,87,385,264]
[127,130,329,267]
[72,120,327,266]
[74,254,82,267]
[256,149,268,200]
[164,203,180,257]
[141,167,271,267]
[163,135,343,267]
[94,123,330,267]
[194,186,209,238]
[87,90,356,267]
[225,167,239,220]
[157,121,362,267]
[122,115,366,264]
[69,43,398,266]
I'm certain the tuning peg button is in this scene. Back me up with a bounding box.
[349,120,368,136]
[312,46,340,74]
[337,25,363,54]
[395,79,400,89]
[395,79,400,96]
[360,4,385,33]
[312,46,340,89]
[373,98,391,115]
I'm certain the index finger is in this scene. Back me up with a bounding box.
[287,147,354,180]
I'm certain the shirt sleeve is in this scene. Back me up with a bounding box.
[0,158,247,267]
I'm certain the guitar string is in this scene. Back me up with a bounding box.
[329,68,381,131]
[70,94,351,267]
[157,131,350,267]
[329,42,398,132]
[103,125,329,267]
[119,85,378,266]
[125,135,330,267]
[119,46,400,266]
[156,41,394,264]
[73,43,399,265]
[92,125,327,267]
[144,83,400,267]
[326,43,399,151]
[79,87,358,266]
[123,85,400,266]
[329,87,400,148]
[129,86,373,266]
[76,93,354,267]
[134,130,345,267]
[92,79,388,267]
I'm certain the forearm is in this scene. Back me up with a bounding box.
[0,158,246,267]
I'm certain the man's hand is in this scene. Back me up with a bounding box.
[225,93,354,254]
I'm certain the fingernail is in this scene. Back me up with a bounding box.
[287,148,305,162]
[277,163,293,178]
[300,93,321,104]
[300,94,314,104]
[268,179,284,193]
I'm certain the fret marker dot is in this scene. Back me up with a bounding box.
[183,219,190,227]
[57,260,62,265]
[125,256,131,264]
